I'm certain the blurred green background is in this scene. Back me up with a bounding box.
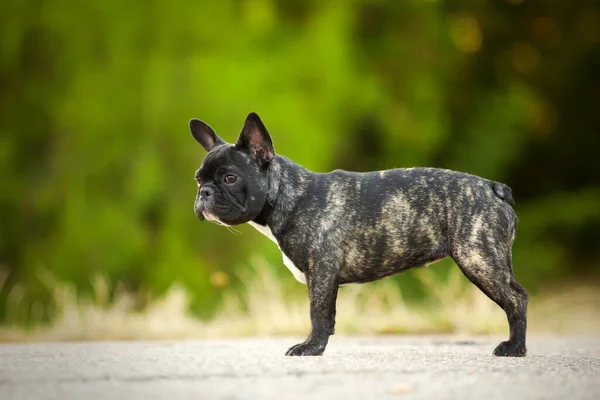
[1,0,599,332]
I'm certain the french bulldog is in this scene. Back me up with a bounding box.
[190,112,528,357]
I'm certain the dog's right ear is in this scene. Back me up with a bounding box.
[189,119,226,152]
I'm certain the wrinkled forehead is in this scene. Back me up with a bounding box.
[198,145,256,177]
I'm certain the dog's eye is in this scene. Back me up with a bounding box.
[224,175,237,184]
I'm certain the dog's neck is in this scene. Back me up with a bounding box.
[252,155,313,237]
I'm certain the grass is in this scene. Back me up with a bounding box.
[1,258,599,342]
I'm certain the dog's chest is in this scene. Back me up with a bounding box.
[248,222,307,284]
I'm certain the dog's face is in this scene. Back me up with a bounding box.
[190,113,275,225]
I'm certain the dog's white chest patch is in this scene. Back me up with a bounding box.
[248,222,307,284]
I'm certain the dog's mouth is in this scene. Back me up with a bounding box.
[201,209,233,227]
[194,205,206,221]
[198,207,223,224]
[195,197,246,225]
[203,209,218,221]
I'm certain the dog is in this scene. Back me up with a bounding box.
[189,112,528,357]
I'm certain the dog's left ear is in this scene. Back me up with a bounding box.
[236,112,275,168]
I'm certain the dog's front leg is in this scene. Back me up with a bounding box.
[285,264,339,356]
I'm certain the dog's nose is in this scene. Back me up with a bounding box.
[200,186,214,199]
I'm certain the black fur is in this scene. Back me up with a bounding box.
[190,113,528,357]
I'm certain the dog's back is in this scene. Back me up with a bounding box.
[290,167,516,284]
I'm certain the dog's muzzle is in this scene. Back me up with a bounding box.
[194,203,206,221]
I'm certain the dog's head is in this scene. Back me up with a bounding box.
[190,112,275,225]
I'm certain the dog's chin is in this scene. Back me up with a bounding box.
[202,209,232,226]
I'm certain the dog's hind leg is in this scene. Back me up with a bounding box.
[452,249,528,357]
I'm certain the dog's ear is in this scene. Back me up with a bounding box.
[236,112,275,168]
[189,119,226,152]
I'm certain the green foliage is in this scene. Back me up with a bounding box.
[1,0,599,325]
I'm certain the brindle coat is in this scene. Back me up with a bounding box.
[190,113,528,357]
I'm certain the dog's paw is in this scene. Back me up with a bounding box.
[285,342,325,356]
[493,341,527,357]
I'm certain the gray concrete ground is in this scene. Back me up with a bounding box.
[1,335,599,400]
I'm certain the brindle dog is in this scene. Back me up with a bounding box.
[190,112,528,357]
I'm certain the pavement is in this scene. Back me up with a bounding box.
[1,335,599,400]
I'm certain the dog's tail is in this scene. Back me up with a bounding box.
[492,182,515,205]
